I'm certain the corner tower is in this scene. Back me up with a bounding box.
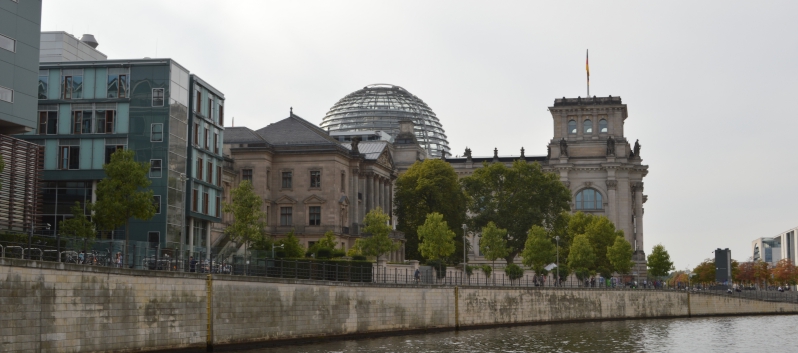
[545,96,649,267]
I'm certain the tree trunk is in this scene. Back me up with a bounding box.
[124,220,130,268]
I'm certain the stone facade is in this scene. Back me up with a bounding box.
[218,113,421,262]
[447,96,648,273]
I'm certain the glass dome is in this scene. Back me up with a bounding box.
[320,84,450,158]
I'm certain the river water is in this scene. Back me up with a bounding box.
[242,315,798,353]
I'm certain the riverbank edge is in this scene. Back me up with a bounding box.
[156,311,798,353]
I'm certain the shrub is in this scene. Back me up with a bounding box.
[352,255,367,261]
[331,249,346,258]
[316,248,332,259]
[505,263,524,281]
[465,265,474,276]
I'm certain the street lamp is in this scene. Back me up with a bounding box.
[555,235,560,287]
[461,224,467,267]
[272,243,284,259]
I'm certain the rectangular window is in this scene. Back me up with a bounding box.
[282,171,292,189]
[72,111,83,134]
[151,123,164,142]
[58,140,80,170]
[197,157,204,181]
[62,76,73,99]
[208,98,213,119]
[148,232,160,244]
[195,90,201,112]
[61,70,83,99]
[150,159,162,178]
[216,166,222,187]
[38,71,48,99]
[39,111,58,135]
[203,191,209,214]
[266,170,270,189]
[194,123,200,146]
[341,173,346,192]
[0,85,13,103]
[242,169,253,183]
[153,195,161,214]
[204,127,210,149]
[214,133,219,154]
[215,195,221,218]
[310,171,321,188]
[152,88,164,107]
[219,105,224,126]
[309,206,321,226]
[104,142,125,164]
[100,110,115,133]
[107,68,128,98]
[0,33,15,52]
[206,161,213,183]
[280,207,292,226]
[192,188,199,212]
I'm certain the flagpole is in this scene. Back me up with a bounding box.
[586,49,590,97]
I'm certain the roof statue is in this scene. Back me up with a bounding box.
[464,147,472,159]
[606,136,616,156]
[520,147,525,158]
[633,139,641,159]
[350,136,360,154]
[559,138,568,157]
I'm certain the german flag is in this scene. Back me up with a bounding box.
[586,49,590,83]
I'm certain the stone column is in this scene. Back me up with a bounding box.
[188,217,195,256]
[606,180,617,227]
[377,176,384,213]
[366,173,373,215]
[633,182,644,252]
[388,181,393,221]
[351,168,359,227]
[206,222,211,261]
[359,175,365,221]
[382,179,388,214]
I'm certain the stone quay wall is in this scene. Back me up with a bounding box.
[2,259,797,352]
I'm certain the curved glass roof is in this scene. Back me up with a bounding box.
[320,84,450,158]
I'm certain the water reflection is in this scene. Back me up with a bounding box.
[242,315,798,353]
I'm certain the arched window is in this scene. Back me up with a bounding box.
[575,188,603,210]
[599,119,608,133]
[568,120,577,134]
[583,119,592,133]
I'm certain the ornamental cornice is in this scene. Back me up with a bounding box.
[606,180,617,189]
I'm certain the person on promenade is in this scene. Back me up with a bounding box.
[115,252,121,268]
[190,256,197,273]
[79,250,85,264]
[414,268,420,283]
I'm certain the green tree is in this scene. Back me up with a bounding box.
[278,229,305,258]
[647,244,675,278]
[583,215,624,278]
[93,149,156,266]
[504,263,524,283]
[568,234,595,283]
[607,236,634,277]
[309,230,338,255]
[521,225,555,276]
[59,201,96,251]
[394,159,467,262]
[222,180,267,257]
[361,207,399,259]
[479,221,509,269]
[462,160,571,262]
[692,259,715,284]
[417,212,456,275]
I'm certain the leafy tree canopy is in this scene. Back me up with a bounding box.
[479,221,509,266]
[462,160,570,261]
[521,225,555,275]
[222,180,267,251]
[691,259,715,283]
[361,207,399,258]
[93,149,155,264]
[417,212,456,262]
[278,229,305,258]
[568,234,595,281]
[647,244,675,278]
[394,159,466,262]
[772,259,798,286]
[59,201,96,250]
[607,236,634,276]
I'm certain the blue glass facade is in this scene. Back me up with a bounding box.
[18,59,224,251]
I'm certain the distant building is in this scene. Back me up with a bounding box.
[0,0,43,232]
[221,113,418,262]
[39,31,107,62]
[18,52,225,260]
[752,227,796,266]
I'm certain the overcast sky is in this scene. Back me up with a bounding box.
[43,1,798,270]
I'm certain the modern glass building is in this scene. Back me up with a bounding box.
[0,0,42,134]
[18,58,224,257]
[320,84,450,158]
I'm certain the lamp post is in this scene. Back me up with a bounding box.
[461,224,467,267]
[27,223,50,260]
[555,235,560,287]
[272,243,284,259]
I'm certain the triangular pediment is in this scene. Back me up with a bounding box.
[377,149,394,170]
[303,195,327,204]
[274,195,297,204]
[338,195,349,206]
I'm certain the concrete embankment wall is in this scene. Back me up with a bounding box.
[2,259,798,352]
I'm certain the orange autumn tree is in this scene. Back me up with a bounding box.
[736,261,756,286]
[771,259,798,287]
[692,259,715,285]
[753,261,771,288]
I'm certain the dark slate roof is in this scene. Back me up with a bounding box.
[552,95,623,107]
[224,127,270,145]
[256,114,340,146]
[447,156,547,164]
[340,141,388,160]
